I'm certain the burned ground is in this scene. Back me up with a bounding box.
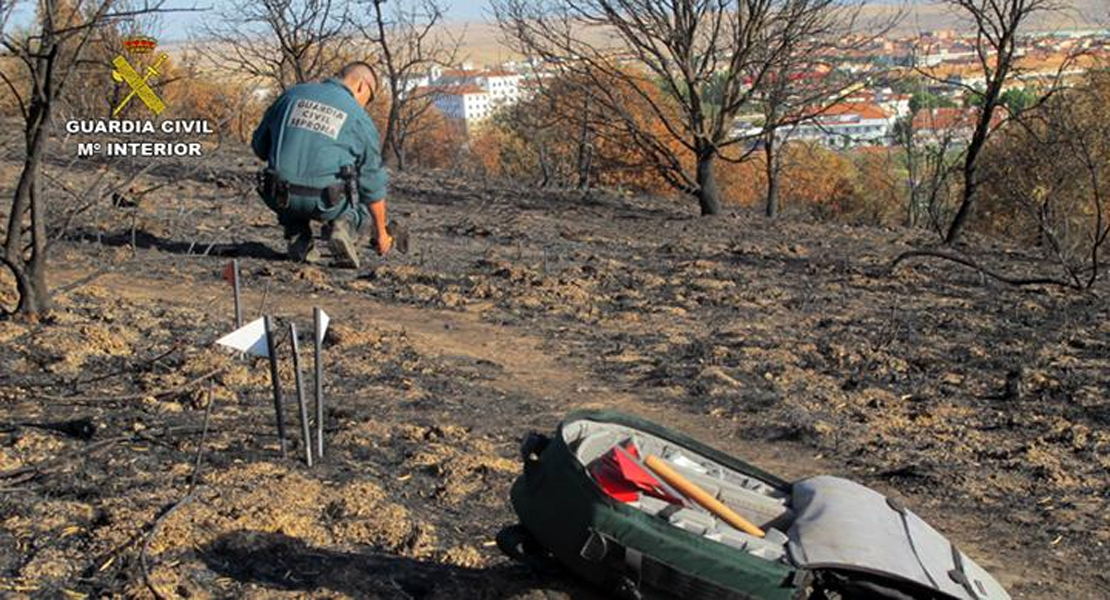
[0,147,1107,598]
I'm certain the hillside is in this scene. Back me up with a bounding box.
[445,0,1108,66]
[0,145,1107,598]
[170,1,1108,69]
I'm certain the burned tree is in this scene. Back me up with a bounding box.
[756,66,847,219]
[356,0,460,171]
[893,68,1110,291]
[496,0,875,216]
[894,104,964,233]
[200,0,353,91]
[0,0,182,316]
[921,0,1060,244]
[755,14,896,219]
[971,72,1110,289]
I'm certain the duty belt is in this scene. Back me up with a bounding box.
[257,168,347,210]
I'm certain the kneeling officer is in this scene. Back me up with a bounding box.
[252,61,393,267]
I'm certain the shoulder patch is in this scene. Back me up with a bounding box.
[286,98,349,140]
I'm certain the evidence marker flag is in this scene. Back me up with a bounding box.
[316,309,330,344]
[313,307,328,459]
[222,261,236,286]
[215,317,269,357]
[223,260,243,328]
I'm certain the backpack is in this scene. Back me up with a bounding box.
[498,410,1010,600]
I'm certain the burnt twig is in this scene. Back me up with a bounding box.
[140,391,215,600]
[36,367,225,407]
[890,249,1078,290]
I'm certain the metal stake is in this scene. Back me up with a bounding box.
[232,259,243,328]
[289,322,313,467]
[313,307,325,460]
[263,316,287,456]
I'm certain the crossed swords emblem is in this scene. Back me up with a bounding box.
[111,52,168,117]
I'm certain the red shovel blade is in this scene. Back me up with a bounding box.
[590,442,684,505]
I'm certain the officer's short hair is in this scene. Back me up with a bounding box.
[338,61,377,88]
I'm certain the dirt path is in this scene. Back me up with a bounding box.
[72,269,787,455]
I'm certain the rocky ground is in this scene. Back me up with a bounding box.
[0,146,1107,598]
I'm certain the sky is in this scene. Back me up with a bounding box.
[7,1,1099,43]
[7,0,495,42]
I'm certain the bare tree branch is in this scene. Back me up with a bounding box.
[0,0,183,315]
[355,0,461,170]
[197,0,353,92]
[495,0,889,215]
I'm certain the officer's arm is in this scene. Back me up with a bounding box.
[251,96,283,161]
[250,119,270,162]
[368,201,390,253]
[358,118,390,242]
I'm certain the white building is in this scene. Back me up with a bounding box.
[873,88,912,120]
[430,84,493,126]
[438,69,523,107]
[482,70,523,108]
[397,65,444,97]
[427,68,527,129]
[790,103,894,148]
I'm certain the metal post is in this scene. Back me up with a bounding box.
[232,259,243,328]
[313,307,325,460]
[263,316,287,457]
[289,322,313,467]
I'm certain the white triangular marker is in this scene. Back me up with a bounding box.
[216,317,269,357]
[316,309,330,344]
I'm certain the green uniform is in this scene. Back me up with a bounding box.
[251,79,388,235]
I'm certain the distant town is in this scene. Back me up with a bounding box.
[399,28,1110,150]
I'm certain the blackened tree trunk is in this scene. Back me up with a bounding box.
[388,101,408,171]
[5,93,53,316]
[27,164,50,314]
[764,130,780,218]
[936,0,1057,244]
[696,147,721,216]
[944,84,1001,244]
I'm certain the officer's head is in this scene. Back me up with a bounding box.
[338,61,377,107]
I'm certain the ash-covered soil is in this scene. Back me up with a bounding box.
[0,146,1107,598]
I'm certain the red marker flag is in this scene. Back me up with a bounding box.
[222,261,235,286]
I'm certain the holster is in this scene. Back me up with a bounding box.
[338,164,360,207]
[323,185,344,208]
[256,168,290,209]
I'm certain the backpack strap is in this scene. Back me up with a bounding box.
[581,529,760,600]
[496,524,562,576]
[886,496,944,592]
[947,543,981,600]
[519,432,550,490]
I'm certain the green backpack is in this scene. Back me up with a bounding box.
[498,410,1010,600]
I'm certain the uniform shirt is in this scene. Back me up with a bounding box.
[252,79,387,203]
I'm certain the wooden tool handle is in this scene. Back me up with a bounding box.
[644,455,766,538]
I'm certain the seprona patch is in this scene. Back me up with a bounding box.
[287,99,348,139]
